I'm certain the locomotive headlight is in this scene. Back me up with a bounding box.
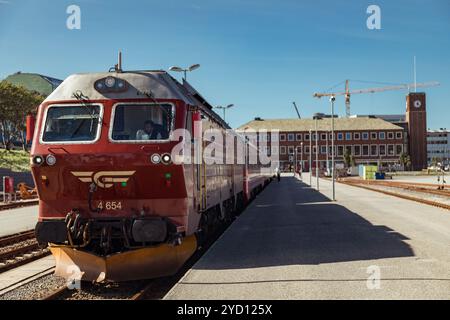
[46,154,57,166]
[32,155,44,165]
[105,76,116,88]
[150,153,161,164]
[161,153,172,164]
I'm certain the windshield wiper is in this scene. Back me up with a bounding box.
[70,90,99,138]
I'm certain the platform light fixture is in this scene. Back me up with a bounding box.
[169,64,200,81]
[215,104,234,122]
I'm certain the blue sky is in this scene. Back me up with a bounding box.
[0,0,449,129]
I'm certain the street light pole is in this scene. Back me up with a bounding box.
[330,96,336,201]
[326,130,329,174]
[315,117,319,191]
[215,104,234,122]
[169,64,200,81]
[300,142,304,180]
[309,129,312,186]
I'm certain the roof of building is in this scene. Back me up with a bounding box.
[237,117,404,132]
[3,72,62,96]
[350,114,406,123]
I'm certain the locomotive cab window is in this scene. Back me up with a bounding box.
[111,103,174,142]
[42,105,101,142]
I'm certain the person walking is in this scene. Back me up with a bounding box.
[275,166,281,182]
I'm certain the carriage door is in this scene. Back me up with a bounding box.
[193,111,207,211]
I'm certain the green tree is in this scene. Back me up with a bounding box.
[343,148,355,168]
[0,81,44,151]
[399,152,411,171]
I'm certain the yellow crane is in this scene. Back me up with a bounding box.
[313,80,440,117]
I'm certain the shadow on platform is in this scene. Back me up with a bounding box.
[194,176,414,270]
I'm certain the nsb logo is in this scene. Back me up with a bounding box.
[71,171,136,188]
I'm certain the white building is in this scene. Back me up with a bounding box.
[427,129,450,166]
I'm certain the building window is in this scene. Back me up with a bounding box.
[354,145,361,156]
[280,146,286,154]
[304,146,310,154]
[345,145,352,155]
[362,132,369,140]
[379,144,386,156]
[271,133,279,142]
[396,132,402,139]
[337,133,343,141]
[296,133,302,141]
[288,146,294,154]
[312,133,318,141]
[345,132,352,140]
[387,144,394,156]
[313,146,317,154]
[271,146,279,155]
[396,144,403,155]
[371,132,378,140]
[337,145,344,156]
[296,146,302,153]
[370,145,378,156]
[362,145,369,156]
[288,133,295,141]
[328,146,334,156]
[387,132,394,139]
[379,132,385,140]
[280,134,286,141]
[329,133,334,140]
[320,145,327,154]
[321,133,327,140]
[304,133,310,141]
[354,132,360,140]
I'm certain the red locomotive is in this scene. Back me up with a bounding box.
[28,64,271,282]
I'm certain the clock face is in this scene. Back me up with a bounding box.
[414,100,422,108]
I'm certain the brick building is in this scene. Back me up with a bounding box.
[238,117,407,172]
[427,129,449,167]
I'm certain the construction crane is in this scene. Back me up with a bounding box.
[292,102,301,119]
[313,80,440,117]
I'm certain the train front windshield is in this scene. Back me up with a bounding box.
[111,103,174,141]
[42,105,101,142]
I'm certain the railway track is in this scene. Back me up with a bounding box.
[0,200,39,212]
[42,216,234,300]
[340,180,450,211]
[0,230,50,274]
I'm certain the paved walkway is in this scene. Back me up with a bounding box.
[165,173,450,299]
[0,255,55,295]
[0,205,38,237]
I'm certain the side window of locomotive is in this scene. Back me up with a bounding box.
[111,104,174,141]
[42,105,101,142]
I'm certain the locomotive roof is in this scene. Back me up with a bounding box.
[46,70,197,105]
[44,70,230,129]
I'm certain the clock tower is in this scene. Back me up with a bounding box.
[406,92,427,170]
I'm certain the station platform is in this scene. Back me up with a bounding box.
[165,173,450,299]
[0,205,38,237]
[0,255,55,296]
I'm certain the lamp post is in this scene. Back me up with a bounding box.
[326,130,329,175]
[169,64,200,81]
[214,104,234,122]
[309,129,312,186]
[330,96,336,201]
[300,142,304,180]
[313,113,322,191]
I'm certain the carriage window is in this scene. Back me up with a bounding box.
[42,105,101,142]
[111,104,174,141]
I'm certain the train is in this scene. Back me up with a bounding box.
[27,63,272,282]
